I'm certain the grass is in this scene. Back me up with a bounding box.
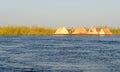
[0,26,55,36]
[110,28,120,34]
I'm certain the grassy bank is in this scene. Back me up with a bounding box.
[0,26,55,36]
[0,26,119,36]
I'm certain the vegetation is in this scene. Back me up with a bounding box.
[110,28,120,34]
[0,26,119,36]
[0,26,55,36]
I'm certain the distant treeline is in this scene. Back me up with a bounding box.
[0,26,119,36]
[0,26,55,36]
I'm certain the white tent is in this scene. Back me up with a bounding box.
[72,28,87,34]
[55,27,69,34]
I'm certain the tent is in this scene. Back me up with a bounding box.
[54,27,69,34]
[96,28,105,34]
[96,28,112,35]
[87,27,98,34]
[72,28,87,34]
[103,28,112,34]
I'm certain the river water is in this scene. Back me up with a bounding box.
[0,36,120,72]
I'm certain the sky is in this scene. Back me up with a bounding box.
[0,0,120,28]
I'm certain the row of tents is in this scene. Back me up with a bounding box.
[55,27,112,35]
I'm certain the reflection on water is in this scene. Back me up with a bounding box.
[0,36,120,72]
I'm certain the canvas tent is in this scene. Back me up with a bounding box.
[96,28,105,34]
[96,28,112,35]
[54,27,69,34]
[87,27,98,34]
[103,28,112,34]
[72,28,87,34]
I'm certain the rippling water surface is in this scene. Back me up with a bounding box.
[0,36,120,72]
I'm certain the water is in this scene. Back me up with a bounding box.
[0,36,120,72]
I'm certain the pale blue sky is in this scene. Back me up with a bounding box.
[0,0,120,28]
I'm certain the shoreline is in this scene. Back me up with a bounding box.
[0,34,120,36]
[0,26,120,35]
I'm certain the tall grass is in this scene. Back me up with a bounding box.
[0,26,55,36]
[110,28,120,34]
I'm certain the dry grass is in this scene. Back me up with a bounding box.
[0,26,55,36]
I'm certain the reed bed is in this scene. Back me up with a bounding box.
[0,26,55,36]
